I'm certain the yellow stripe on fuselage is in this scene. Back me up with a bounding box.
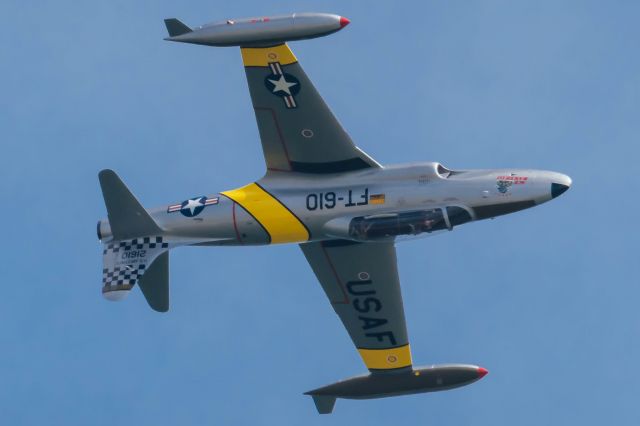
[222,183,309,244]
[241,44,298,67]
[358,345,412,370]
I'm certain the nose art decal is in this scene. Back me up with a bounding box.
[496,175,528,194]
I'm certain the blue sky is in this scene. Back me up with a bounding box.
[1,0,638,424]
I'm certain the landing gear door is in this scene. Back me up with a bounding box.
[348,208,448,241]
[445,206,474,227]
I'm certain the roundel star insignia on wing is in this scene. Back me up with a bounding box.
[266,73,300,96]
[264,66,300,109]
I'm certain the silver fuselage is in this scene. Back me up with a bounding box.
[98,162,572,246]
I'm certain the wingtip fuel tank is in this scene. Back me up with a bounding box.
[164,13,350,47]
[306,364,488,414]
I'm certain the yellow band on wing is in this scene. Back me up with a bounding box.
[241,44,298,67]
[222,183,309,244]
[358,345,412,370]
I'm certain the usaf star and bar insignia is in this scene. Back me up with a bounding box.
[167,196,219,217]
[264,61,300,109]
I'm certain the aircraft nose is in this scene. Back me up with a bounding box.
[551,174,572,199]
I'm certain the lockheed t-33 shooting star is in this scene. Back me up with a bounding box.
[96,13,571,414]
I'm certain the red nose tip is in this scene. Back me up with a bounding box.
[477,367,489,378]
[340,16,351,28]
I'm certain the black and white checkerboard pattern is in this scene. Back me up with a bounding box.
[102,236,168,256]
[102,236,169,293]
[102,264,146,292]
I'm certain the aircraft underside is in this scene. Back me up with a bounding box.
[97,12,571,413]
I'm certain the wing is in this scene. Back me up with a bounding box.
[241,44,380,173]
[300,240,413,372]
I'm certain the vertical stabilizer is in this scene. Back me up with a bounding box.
[98,169,162,240]
[98,169,170,311]
[164,18,192,37]
[138,252,170,312]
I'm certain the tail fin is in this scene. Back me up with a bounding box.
[164,18,192,37]
[138,251,169,312]
[98,169,162,240]
[98,169,169,312]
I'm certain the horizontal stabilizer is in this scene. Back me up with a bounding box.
[98,169,162,240]
[164,18,192,37]
[138,251,170,312]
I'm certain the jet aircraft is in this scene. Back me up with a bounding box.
[97,13,571,414]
